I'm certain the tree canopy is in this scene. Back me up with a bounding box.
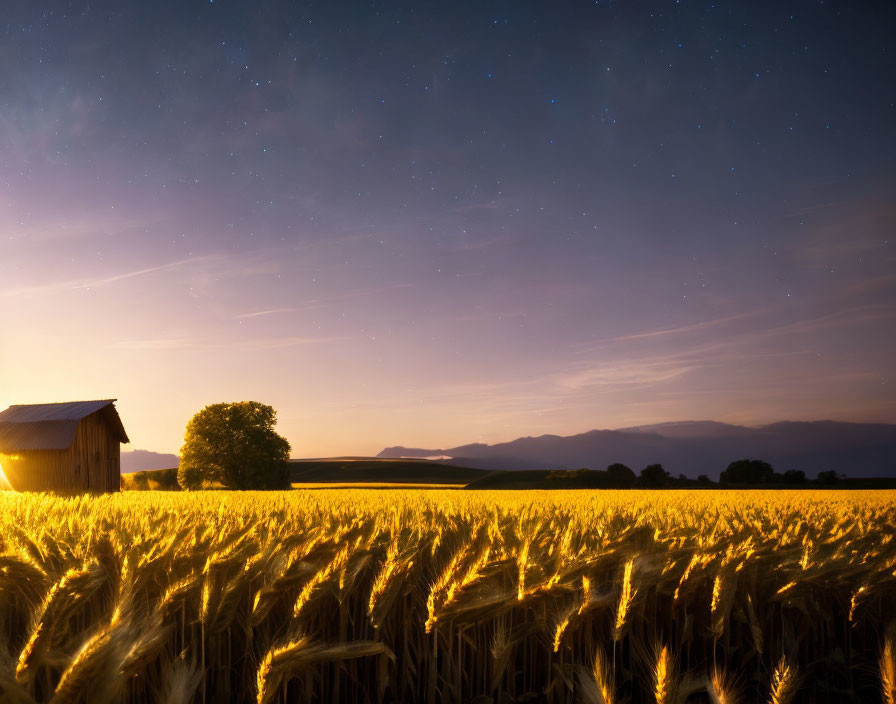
[719,459,775,484]
[638,463,671,487]
[606,463,636,484]
[178,402,291,490]
[816,469,843,485]
[782,469,807,484]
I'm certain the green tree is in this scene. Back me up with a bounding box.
[605,462,636,485]
[178,402,291,490]
[639,463,671,487]
[719,459,775,484]
[783,469,807,484]
[816,469,842,485]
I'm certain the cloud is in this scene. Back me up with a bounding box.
[555,360,694,390]
[110,338,195,351]
[235,283,415,319]
[747,304,896,341]
[593,295,896,351]
[609,308,772,343]
[0,256,213,299]
[0,209,164,245]
[110,335,347,352]
[786,194,895,268]
[235,308,299,320]
[0,250,285,301]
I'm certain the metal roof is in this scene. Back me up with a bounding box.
[0,400,117,423]
[0,400,129,452]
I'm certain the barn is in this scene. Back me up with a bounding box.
[0,400,129,493]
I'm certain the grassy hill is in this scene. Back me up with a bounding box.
[288,457,492,484]
[122,458,493,490]
[464,468,630,490]
[121,461,896,491]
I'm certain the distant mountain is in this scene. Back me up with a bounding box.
[121,450,179,474]
[378,421,896,478]
[616,421,755,438]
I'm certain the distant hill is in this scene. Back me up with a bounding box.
[123,458,492,489]
[288,458,492,484]
[379,421,896,479]
[121,450,179,474]
[465,469,631,490]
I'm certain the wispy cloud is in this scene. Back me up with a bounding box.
[590,292,896,352]
[786,193,895,267]
[0,255,221,299]
[609,308,772,343]
[235,283,415,319]
[111,335,347,352]
[0,248,294,301]
[0,209,164,245]
[109,338,195,351]
[746,304,896,341]
[235,308,299,320]
[555,359,694,390]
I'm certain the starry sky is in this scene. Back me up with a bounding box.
[1,1,894,457]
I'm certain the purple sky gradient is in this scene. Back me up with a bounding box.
[1,2,894,456]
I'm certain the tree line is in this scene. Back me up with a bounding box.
[560,459,846,488]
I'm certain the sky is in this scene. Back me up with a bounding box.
[1,1,894,457]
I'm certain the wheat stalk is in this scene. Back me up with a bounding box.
[613,558,635,641]
[768,657,797,704]
[256,636,393,704]
[653,645,674,704]
[593,647,615,704]
[882,633,896,704]
[708,668,737,704]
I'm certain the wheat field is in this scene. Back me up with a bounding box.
[0,489,894,704]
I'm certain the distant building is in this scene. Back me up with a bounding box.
[0,400,129,493]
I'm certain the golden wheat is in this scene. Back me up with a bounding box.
[0,488,889,703]
[653,645,673,704]
[709,668,737,704]
[613,557,635,642]
[593,647,614,704]
[882,631,896,704]
[768,657,797,704]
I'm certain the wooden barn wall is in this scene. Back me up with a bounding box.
[0,450,72,492]
[1,411,121,493]
[72,412,121,492]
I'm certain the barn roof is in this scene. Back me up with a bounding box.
[0,400,129,452]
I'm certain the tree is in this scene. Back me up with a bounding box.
[178,402,291,490]
[606,463,636,486]
[639,463,671,487]
[782,469,806,484]
[719,459,775,484]
[816,469,842,485]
